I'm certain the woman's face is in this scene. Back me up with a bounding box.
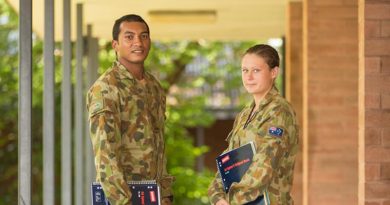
[241,53,278,101]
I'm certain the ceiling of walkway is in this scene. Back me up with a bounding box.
[7,0,286,41]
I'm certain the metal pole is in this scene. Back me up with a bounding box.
[18,0,32,204]
[43,0,55,204]
[91,38,99,81]
[61,0,72,204]
[74,3,84,205]
[84,24,95,204]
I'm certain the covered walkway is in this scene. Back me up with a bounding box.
[9,0,390,204]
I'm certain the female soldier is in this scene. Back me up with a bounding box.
[208,44,299,205]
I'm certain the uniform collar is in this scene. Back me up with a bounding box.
[248,85,279,110]
[114,61,150,82]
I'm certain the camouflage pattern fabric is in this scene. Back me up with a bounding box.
[208,86,299,205]
[87,61,174,205]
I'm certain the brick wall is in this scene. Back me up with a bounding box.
[286,2,303,205]
[304,0,359,204]
[364,0,390,204]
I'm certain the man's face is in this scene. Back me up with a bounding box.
[112,21,151,65]
[241,53,278,100]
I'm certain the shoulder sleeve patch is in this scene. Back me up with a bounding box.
[268,126,284,137]
[89,98,104,116]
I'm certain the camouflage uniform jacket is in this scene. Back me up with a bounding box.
[87,61,174,205]
[208,86,299,205]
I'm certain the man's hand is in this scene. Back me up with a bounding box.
[162,197,172,205]
[216,198,230,205]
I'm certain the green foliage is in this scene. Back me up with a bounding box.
[0,0,20,203]
[164,99,215,205]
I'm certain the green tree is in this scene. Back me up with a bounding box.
[0,0,18,203]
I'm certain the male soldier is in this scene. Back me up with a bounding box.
[87,14,174,205]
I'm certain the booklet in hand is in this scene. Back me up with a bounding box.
[91,180,161,205]
[216,141,256,193]
[216,141,270,205]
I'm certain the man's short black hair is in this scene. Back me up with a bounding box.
[112,14,150,41]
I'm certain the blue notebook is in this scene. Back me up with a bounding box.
[216,141,270,205]
[91,180,161,205]
[216,141,256,193]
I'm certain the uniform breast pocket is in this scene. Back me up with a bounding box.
[256,116,271,128]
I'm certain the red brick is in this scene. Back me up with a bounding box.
[366,94,381,109]
[366,20,381,38]
[366,110,380,127]
[310,19,357,37]
[383,94,390,109]
[383,199,390,205]
[309,43,357,58]
[365,39,390,56]
[342,0,357,5]
[310,158,357,184]
[310,68,347,81]
[366,74,390,94]
[367,0,390,3]
[366,75,382,93]
[366,57,381,74]
[384,110,390,126]
[289,1,303,19]
[382,20,390,37]
[381,75,390,92]
[383,128,390,147]
[366,4,390,20]
[312,0,357,6]
[310,6,358,19]
[309,95,345,107]
[365,201,381,205]
[310,133,357,152]
[382,57,390,74]
[310,55,357,71]
[381,163,390,180]
[366,182,390,198]
[366,147,390,163]
[366,127,382,146]
[366,163,381,181]
[366,110,390,128]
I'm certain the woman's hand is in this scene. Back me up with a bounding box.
[216,198,230,205]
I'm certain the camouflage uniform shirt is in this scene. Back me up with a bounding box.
[208,86,299,205]
[87,61,174,205]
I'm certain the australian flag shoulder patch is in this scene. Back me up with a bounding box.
[268,126,284,137]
